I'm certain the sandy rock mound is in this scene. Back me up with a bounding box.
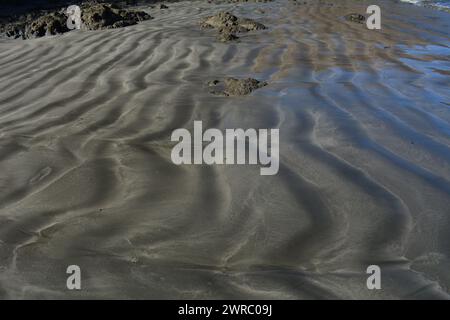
[217,30,239,42]
[201,11,266,33]
[201,11,266,42]
[81,4,152,30]
[208,77,268,96]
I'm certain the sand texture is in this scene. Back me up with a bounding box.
[0,0,449,299]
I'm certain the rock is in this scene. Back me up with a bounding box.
[201,12,239,30]
[159,4,169,9]
[0,3,152,39]
[0,12,68,39]
[201,11,266,43]
[207,80,220,86]
[25,12,68,38]
[224,77,267,96]
[1,23,25,39]
[345,13,366,24]
[217,30,239,42]
[81,4,152,31]
[237,18,266,31]
[201,11,266,33]
[209,77,268,96]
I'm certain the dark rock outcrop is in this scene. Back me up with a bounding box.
[81,4,151,30]
[1,3,152,39]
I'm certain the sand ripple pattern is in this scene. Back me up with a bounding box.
[0,0,449,299]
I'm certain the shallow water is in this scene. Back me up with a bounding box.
[400,0,450,10]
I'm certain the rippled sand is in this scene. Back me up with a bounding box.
[0,0,449,299]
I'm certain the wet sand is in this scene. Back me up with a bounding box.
[0,0,449,299]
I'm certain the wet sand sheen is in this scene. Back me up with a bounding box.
[0,0,449,299]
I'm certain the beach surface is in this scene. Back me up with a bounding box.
[0,0,449,299]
